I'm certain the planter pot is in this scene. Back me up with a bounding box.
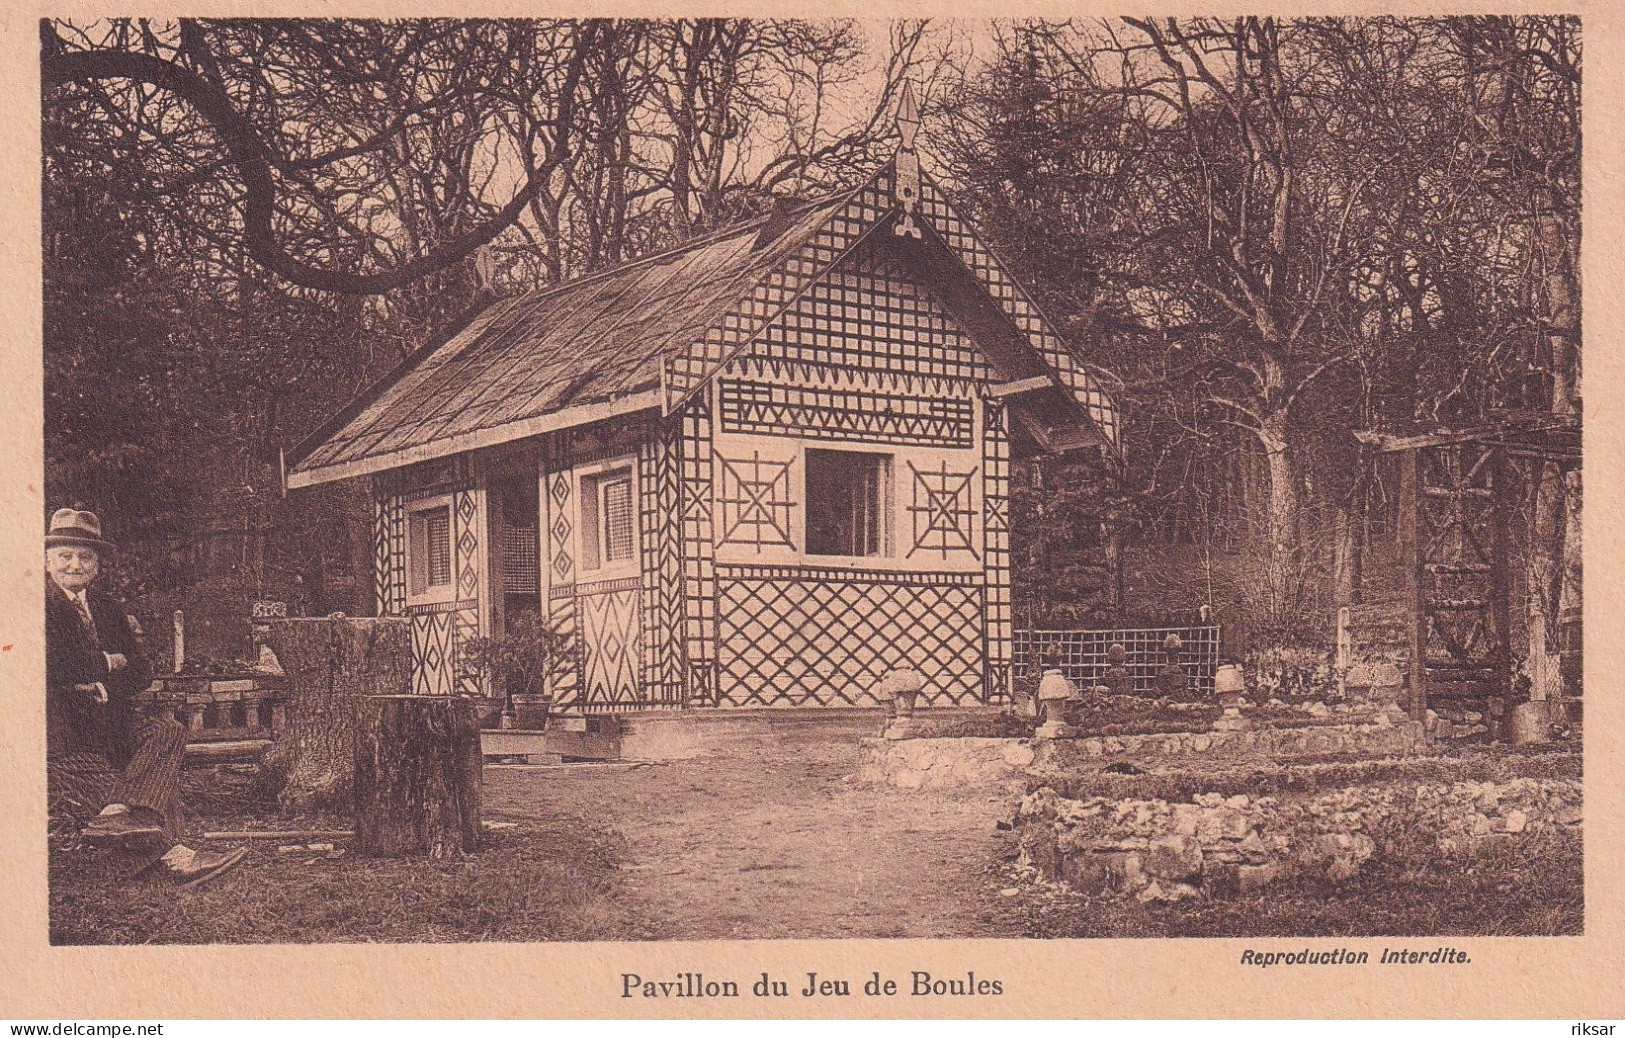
[509,693,551,731]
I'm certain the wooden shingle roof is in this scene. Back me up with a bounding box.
[287,193,854,487]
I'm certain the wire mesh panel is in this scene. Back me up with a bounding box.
[1013,626,1222,696]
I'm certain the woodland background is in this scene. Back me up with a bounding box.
[41,18,1581,686]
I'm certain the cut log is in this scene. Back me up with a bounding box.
[354,695,483,859]
[255,617,412,812]
[203,829,354,841]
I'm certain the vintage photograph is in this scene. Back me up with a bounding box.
[41,16,1582,945]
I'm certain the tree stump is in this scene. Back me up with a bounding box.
[256,617,412,813]
[354,695,483,858]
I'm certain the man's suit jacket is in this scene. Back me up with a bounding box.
[46,582,153,766]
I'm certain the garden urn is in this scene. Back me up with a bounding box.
[1036,669,1077,738]
[879,667,926,738]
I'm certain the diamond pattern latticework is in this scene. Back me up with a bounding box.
[548,472,574,583]
[906,460,978,560]
[580,588,642,706]
[716,576,985,707]
[454,489,482,603]
[410,610,456,696]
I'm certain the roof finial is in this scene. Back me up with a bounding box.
[896,80,920,150]
[893,80,922,239]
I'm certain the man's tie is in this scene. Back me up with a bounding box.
[72,592,96,635]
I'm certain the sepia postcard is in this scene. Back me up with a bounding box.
[1,1,1622,1020]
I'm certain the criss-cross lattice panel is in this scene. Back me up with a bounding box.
[906,459,979,560]
[916,174,1119,453]
[716,450,798,551]
[663,182,893,412]
[1413,443,1509,701]
[1013,626,1222,695]
[715,569,985,707]
[738,238,991,383]
[579,587,643,709]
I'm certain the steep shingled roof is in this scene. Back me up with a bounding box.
[287,192,856,487]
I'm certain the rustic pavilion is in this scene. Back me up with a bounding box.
[286,91,1120,714]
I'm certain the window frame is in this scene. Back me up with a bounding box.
[574,457,639,578]
[802,446,894,560]
[405,494,457,606]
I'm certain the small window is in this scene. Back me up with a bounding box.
[805,449,890,557]
[408,504,453,598]
[580,468,635,572]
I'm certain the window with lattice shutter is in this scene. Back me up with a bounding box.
[408,505,452,596]
[601,476,634,563]
[580,468,635,572]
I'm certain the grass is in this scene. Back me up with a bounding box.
[50,779,655,944]
[1018,826,1582,938]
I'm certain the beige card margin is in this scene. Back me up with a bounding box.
[0,0,1620,1019]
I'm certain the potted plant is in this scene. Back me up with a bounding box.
[460,612,567,730]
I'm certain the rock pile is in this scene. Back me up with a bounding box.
[1015,777,1581,901]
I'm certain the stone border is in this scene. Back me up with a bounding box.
[858,720,1429,790]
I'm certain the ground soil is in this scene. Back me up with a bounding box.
[483,716,1027,940]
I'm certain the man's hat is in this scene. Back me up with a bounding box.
[45,508,114,551]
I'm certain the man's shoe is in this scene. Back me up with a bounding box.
[169,847,247,890]
[82,807,165,844]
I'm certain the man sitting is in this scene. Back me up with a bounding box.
[45,508,245,887]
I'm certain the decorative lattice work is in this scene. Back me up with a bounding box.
[410,609,457,696]
[542,464,580,706]
[640,424,686,705]
[1013,626,1222,696]
[716,451,798,550]
[743,240,990,382]
[718,377,975,448]
[663,183,893,412]
[1403,443,1512,708]
[372,491,392,616]
[453,489,483,605]
[547,470,574,586]
[680,393,718,703]
[915,174,1119,452]
[579,587,643,708]
[715,568,985,707]
[982,399,1013,697]
[906,459,979,560]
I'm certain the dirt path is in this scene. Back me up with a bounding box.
[482,723,1026,939]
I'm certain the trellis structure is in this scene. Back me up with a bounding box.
[1358,413,1581,721]
[285,87,1121,714]
[1013,625,1222,696]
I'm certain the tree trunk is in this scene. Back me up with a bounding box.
[354,695,483,859]
[256,617,413,813]
[1259,419,1304,629]
[1525,201,1580,702]
[1525,459,1567,702]
[1332,498,1363,607]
